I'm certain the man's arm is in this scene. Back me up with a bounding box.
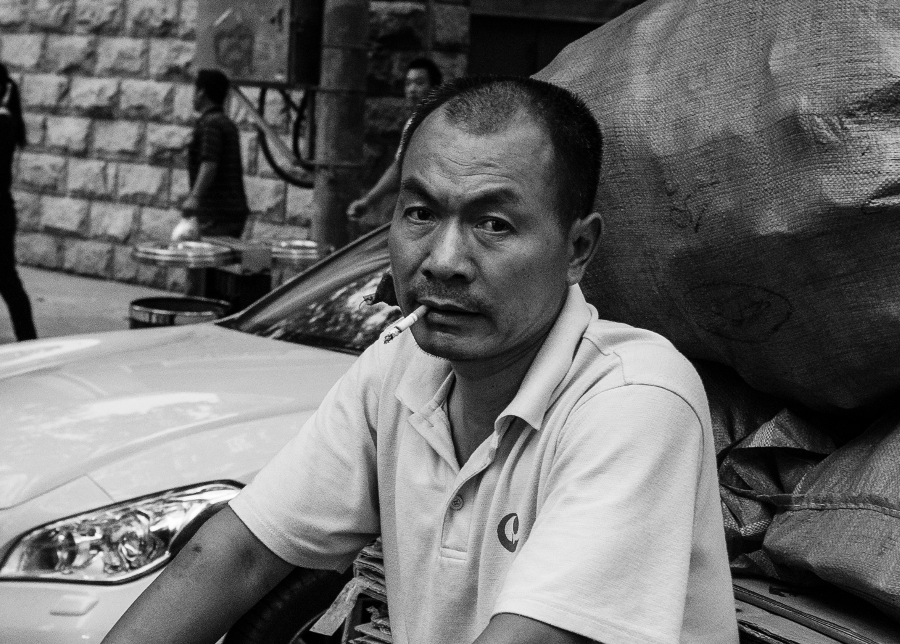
[102,506,294,644]
[346,160,400,222]
[182,160,218,214]
[474,614,592,644]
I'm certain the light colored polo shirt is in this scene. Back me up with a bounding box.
[230,285,738,644]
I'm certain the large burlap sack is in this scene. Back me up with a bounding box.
[536,0,900,410]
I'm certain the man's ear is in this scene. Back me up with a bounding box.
[566,211,603,285]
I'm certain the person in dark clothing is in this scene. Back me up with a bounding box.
[346,58,443,232]
[0,63,37,342]
[178,69,249,239]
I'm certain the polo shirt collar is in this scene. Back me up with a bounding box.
[395,344,452,415]
[395,285,594,432]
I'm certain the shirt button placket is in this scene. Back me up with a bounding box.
[450,495,464,511]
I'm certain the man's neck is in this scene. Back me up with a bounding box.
[446,323,553,466]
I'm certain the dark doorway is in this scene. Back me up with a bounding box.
[468,15,598,77]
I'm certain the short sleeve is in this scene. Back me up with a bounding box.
[493,385,706,644]
[199,119,224,162]
[229,345,383,571]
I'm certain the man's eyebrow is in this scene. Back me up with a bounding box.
[399,176,436,203]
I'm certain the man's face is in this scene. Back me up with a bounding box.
[404,68,433,107]
[388,110,573,365]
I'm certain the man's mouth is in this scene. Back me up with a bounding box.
[417,298,479,316]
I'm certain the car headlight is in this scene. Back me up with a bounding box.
[0,482,240,584]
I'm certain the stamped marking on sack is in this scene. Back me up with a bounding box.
[684,282,792,343]
[664,178,720,233]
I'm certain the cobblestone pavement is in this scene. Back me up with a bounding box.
[0,266,173,344]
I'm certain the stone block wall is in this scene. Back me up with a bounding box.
[0,0,469,290]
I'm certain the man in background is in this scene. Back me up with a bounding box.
[176,69,249,241]
[0,63,37,342]
[346,57,442,232]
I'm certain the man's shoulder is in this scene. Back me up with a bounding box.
[581,317,692,369]
[573,318,707,419]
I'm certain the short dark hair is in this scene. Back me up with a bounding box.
[397,76,602,226]
[407,57,442,88]
[195,69,230,105]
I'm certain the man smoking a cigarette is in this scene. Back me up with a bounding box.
[103,77,737,644]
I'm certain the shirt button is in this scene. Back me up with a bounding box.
[450,495,464,511]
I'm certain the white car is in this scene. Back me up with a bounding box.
[0,227,398,644]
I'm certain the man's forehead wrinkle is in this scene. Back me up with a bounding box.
[413,127,551,176]
[401,165,525,209]
[404,143,532,192]
[406,138,537,185]
[433,153,523,181]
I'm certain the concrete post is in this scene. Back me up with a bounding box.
[311,0,369,253]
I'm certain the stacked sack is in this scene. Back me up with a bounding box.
[536,0,900,619]
[699,361,900,621]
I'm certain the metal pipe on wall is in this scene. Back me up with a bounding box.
[425,0,435,52]
[311,0,369,253]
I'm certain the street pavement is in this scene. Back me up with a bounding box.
[0,266,174,344]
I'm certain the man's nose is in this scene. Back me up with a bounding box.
[421,223,473,283]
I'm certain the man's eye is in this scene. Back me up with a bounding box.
[404,207,432,222]
[477,218,511,233]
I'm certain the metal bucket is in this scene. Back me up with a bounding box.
[271,240,320,287]
[132,241,238,268]
[129,296,231,329]
[271,240,320,268]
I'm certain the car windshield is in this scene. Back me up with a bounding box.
[222,227,402,354]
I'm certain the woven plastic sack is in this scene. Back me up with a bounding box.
[762,406,900,619]
[535,0,900,410]
[696,362,836,564]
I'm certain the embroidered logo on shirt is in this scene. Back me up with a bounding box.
[497,513,519,552]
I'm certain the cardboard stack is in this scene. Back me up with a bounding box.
[311,539,392,643]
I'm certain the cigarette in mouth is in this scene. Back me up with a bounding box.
[384,304,429,344]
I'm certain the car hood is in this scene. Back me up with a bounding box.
[0,324,357,509]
